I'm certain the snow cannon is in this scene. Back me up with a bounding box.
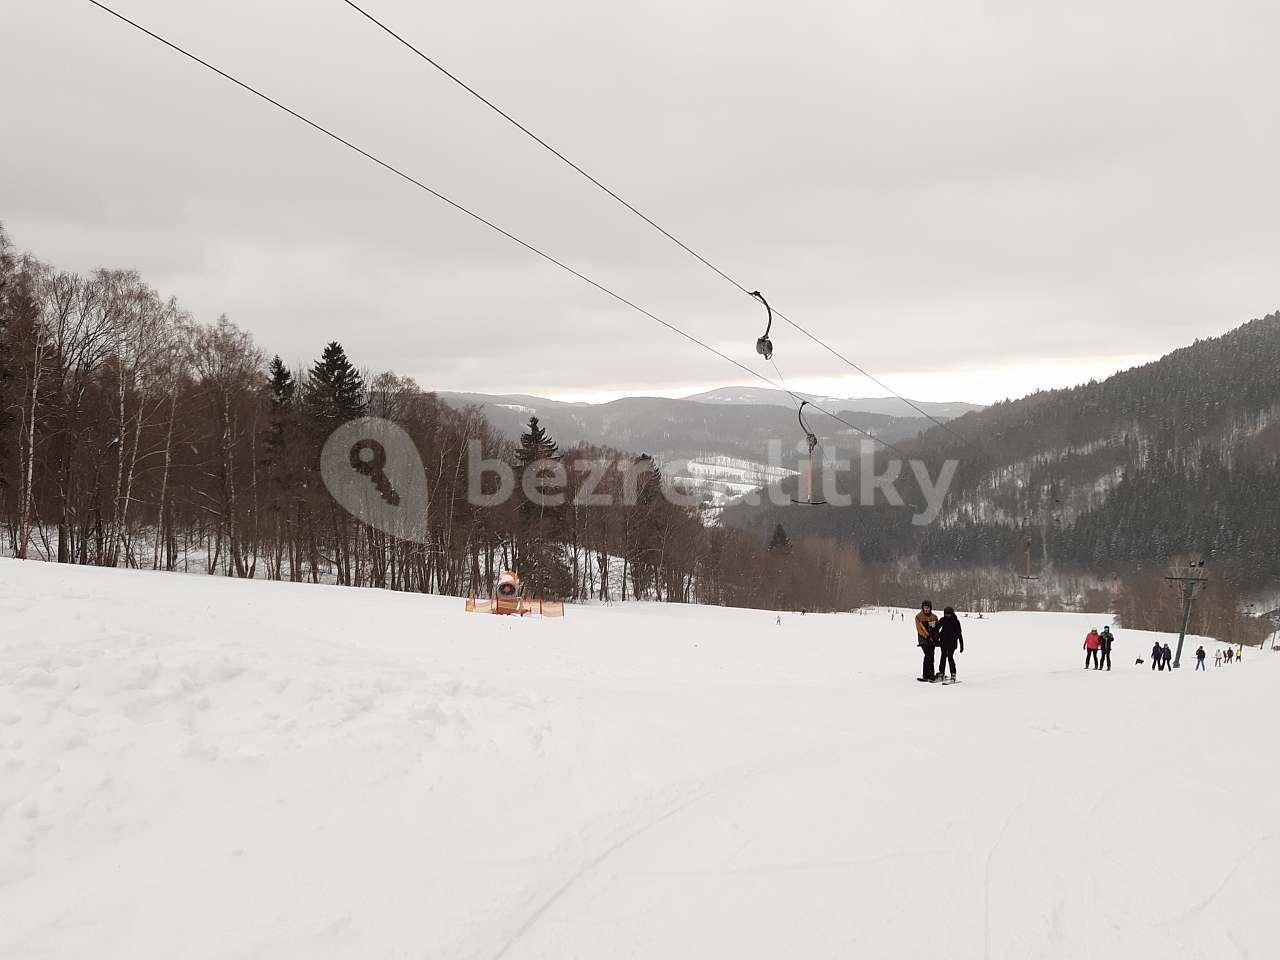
[465,570,564,618]
[496,571,520,599]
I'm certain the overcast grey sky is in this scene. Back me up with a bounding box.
[3,0,1277,404]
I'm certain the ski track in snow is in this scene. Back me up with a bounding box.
[2,558,1278,959]
[489,770,758,960]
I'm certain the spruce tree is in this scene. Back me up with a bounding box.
[623,454,663,599]
[516,416,558,465]
[264,356,296,461]
[768,522,792,555]
[303,341,366,429]
[267,355,296,412]
[513,416,568,598]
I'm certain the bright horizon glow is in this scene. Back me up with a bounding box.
[504,353,1159,406]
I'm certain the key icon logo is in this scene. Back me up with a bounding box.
[320,418,428,543]
[349,439,400,506]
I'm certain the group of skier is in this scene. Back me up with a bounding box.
[914,600,963,683]
[1145,639,1175,670]
[1147,640,1238,671]
[1214,647,1240,667]
[1083,626,1116,670]
[906,604,1250,683]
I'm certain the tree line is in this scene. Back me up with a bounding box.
[0,224,869,612]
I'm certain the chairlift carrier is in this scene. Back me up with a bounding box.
[792,400,827,506]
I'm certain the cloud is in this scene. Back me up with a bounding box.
[3,0,1277,403]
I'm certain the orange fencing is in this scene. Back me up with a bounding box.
[494,596,527,616]
[465,596,565,617]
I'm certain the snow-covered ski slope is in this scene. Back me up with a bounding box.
[3,559,1277,960]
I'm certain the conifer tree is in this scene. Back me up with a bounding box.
[303,341,366,429]
[263,355,297,463]
[267,355,296,413]
[516,415,558,465]
[768,522,792,555]
[623,454,663,599]
[513,416,568,598]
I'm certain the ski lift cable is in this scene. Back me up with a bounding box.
[335,0,970,447]
[85,0,910,460]
[769,357,802,410]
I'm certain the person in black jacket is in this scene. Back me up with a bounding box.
[936,606,964,682]
[1099,626,1114,671]
[1151,641,1162,670]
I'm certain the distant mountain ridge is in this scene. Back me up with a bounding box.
[683,386,983,420]
[434,390,966,462]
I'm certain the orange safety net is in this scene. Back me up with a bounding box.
[465,596,565,617]
[494,596,529,616]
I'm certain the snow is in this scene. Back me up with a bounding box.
[2,559,1277,959]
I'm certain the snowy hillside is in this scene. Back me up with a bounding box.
[662,455,797,517]
[3,559,1277,959]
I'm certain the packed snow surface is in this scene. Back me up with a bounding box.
[2,559,1277,959]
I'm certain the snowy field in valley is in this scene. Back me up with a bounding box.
[2,558,1277,960]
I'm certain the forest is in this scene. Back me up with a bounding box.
[0,224,867,613]
[727,312,1280,593]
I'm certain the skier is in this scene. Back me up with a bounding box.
[936,606,964,682]
[915,600,939,682]
[1084,628,1102,669]
[1195,645,1206,670]
[1161,642,1173,671]
[1099,625,1114,671]
[1214,649,1222,667]
[1151,641,1162,671]
[1225,647,1234,664]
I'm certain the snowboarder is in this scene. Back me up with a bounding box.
[937,606,964,682]
[1161,643,1173,671]
[1195,645,1206,670]
[1099,625,1114,671]
[1151,641,1163,671]
[915,601,939,682]
[1084,628,1102,669]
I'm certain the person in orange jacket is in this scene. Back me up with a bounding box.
[915,601,939,682]
[1084,628,1102,669]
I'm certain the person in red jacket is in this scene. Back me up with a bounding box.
[1084,628,1102,669]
